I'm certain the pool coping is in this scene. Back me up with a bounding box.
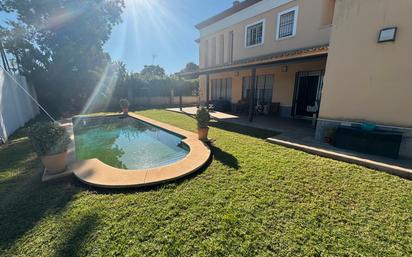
[71,113,211,188]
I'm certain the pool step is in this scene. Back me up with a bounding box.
[155,151,188,167]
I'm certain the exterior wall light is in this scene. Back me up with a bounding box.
[378,27,397,43]
[281,65,288,72]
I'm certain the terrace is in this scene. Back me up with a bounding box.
[169,107,412,179]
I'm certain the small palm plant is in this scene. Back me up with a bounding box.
[196,107,211,141]
[119,99,129,115]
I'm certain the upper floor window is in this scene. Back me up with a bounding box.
[245,20,265,48]
[276,6,298,40]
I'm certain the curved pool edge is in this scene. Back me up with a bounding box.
[71,113,211,188]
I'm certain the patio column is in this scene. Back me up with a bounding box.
[248,67,257,122]
[179,94,183,111]
[206,73,210,106]
[177,75,183,111]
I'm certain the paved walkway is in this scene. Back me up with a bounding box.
[167,107,315,139]
[168,107,412,179]
[167,107,238,119]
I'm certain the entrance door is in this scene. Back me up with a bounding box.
[293,71,323,118]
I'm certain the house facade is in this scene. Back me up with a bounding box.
[197,0,334,118]
[316,0,412,159]
[191,0,412,158]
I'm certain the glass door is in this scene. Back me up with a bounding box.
[293,71,324,118]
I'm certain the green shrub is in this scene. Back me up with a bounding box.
[119,99,129,109]
[27,122,71,156]
[196,107,210,129]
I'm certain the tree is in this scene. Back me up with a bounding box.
[114,61,127,89]
[140,65,166,81]
[180,62,199,79]
[181,62,199,73]
[0,0,125,114]
[111,61,129,99]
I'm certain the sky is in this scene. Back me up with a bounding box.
[0,0,235,75]
[104,0,234,74]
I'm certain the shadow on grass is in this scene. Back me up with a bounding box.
[173,110,196,119]
[0,132,81,252]
[0,137,37,173]
[165,109,278,140]
[53,214,99,257]
[0,173,80,251]
[210,144,239,170]
[209,120,279,139]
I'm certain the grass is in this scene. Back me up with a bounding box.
[0,109,411,257]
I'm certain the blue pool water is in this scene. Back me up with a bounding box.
[74,116,189,170]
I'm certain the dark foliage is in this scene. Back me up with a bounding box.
[0,0,125,114]
[27,121,71,155]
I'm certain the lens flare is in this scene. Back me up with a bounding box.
[81,0,193,115]
[110,0,189,61]
[40,4,88,30]
[81,64,119,114]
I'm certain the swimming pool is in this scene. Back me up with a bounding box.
[74,116,189,170]
[71,114,211,188]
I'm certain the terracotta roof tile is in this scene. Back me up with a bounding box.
[177,45,329,76]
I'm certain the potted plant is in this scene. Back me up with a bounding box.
[324,127,337,144]
[196,107,211,142]
[119,98,129,115]
[28,122,71,174]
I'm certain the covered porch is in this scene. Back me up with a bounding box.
[168,107,412,179]
[177,46,412,178]
[193,45,329,123]
[168,106,315,140]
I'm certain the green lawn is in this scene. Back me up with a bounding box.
[1,110,411,257]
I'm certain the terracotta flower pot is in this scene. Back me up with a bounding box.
[41,151,68,174]
[198,127,209,141]
[122,107,129,116]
